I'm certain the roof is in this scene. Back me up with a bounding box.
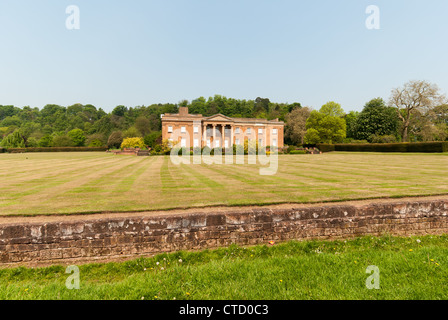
[162,113,284,125]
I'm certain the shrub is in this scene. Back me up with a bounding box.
[289,150,307,154]
[120,137,145,149]
[144,132,162,149]
[287,145,302,154]
[244,139,259,155]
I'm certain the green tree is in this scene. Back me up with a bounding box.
[38,135,53,147]
[112,105,128,117]
[344,111,359,139]
[352,98,399,142]
[135,116,151,137]
[123,126,141,138]
[0,130,25,148]
[320,101,345,118]
[52,135,74,147]
[304,109,346,144]
[86,133,106,147]
[67,129,86,147]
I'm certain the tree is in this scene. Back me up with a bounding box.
[0,130,25,148]
[112,105,128,117]
[67,129,86,147]
[122,126,141,138]
[352,98,399,142]
[320,101,345,118]
[38,135,53,147]
[304,109,346,144]
[344,111,359,139]
[86,133,106,147]
[389,80,446,142]
[254,97,270,114]
[284,107,311,145]
[52,135,74,147]
[107,131,123,149]
[135,116,151,137]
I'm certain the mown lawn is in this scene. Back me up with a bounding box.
[1,235,448,300]
[0,152,447,216]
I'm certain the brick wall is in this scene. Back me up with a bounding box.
[1,199,447,266]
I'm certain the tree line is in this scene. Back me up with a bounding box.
[1,80,447,150]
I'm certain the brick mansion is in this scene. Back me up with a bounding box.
[161,107,285,149]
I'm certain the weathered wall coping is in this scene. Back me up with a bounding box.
[0,198,447,267]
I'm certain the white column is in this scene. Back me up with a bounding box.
[212,124,216,147]
[221,124,225,148]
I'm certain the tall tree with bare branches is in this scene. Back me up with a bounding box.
[389,80,446,142]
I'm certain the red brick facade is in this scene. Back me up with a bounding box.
[161,107,285,148]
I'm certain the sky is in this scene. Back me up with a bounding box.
[0,0,447,113]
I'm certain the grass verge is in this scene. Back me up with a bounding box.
[1,234,448,300]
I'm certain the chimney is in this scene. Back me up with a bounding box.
[179,107,189,116]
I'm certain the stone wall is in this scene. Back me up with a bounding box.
[1,199,447,266]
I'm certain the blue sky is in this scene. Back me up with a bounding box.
[0,0,447,112]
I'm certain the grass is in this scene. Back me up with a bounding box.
[0,152,448,216]
[1,234,448,300]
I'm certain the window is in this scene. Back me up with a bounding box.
[247,128,252,135]
[215,140,220,148]
[168,126,173,133]
[194,138,199,147]
[272,129,278,135]
[194,126,199,134]
[258,128,263,135]
[181,138,187,148]
[235,127,240,134]
[224,140,229,148]
[235,139,240,145]
[258,138,263,147]
[273,139,277,147]
[181,126,186,133]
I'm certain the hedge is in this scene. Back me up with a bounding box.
[5,147,108,153]
[317,142,448,153]
[0,147,5,153]
[289,150,307,154]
